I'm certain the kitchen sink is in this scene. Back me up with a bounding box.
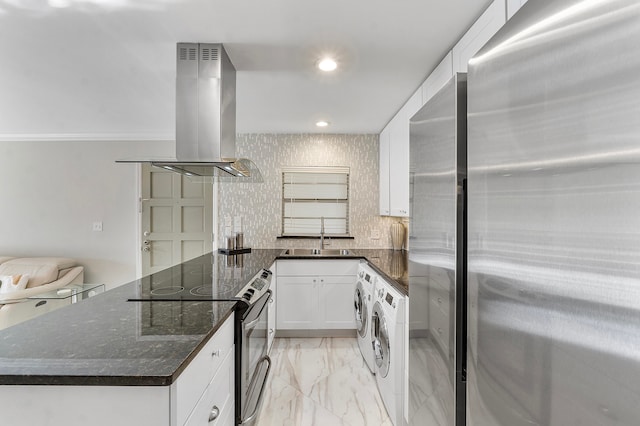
[280,248,351,257]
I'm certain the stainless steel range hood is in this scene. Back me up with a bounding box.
[118,43,261,181]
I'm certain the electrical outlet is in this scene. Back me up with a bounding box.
[92,222,103,232]
[371,229,380,239]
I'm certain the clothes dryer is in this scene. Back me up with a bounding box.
[372,277,407,426]
[354,263,378,373]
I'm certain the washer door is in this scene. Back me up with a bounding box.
[371,301,391,377]
[354,283,368,337]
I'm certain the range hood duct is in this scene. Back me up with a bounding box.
[118,43,261,181]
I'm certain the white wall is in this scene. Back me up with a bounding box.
[0,139,173,289]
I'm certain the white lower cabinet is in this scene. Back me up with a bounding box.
[184,347,234,426]
[178,314,235,426]
[0,315,235,426]
[276,260,358,331]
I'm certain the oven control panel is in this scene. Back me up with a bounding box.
[237,268,273,303]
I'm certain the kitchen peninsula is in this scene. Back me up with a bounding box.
[0,248,407,425]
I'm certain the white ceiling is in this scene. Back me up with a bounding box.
[0,0,492,139]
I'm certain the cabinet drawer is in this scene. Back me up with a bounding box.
[175,315,234,426]
[277,260,358,276]
[184,347,235,426]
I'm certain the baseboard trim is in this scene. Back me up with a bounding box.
[275,329,357,338]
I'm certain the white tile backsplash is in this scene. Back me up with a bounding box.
[217,133,398,249]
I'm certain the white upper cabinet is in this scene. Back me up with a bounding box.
[452,0,507,72]
[507,0,529,20]
[379,126,391,216]
[380,0,510,217]
[421,52,454,105]
[380,88,422,217]
[389,89,422,217]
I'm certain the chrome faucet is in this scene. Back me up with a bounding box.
[319,216,325,249]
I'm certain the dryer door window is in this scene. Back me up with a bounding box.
[372,302,391,377]
[355,284,368,337]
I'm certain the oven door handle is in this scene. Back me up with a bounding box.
[243,293,272,330]
[239,355,272,425]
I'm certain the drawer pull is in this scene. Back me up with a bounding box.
[437,298,442,304]
[212,349,221,357]
[208,405,220,422]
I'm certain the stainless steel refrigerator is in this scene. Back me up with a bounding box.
[467,0,640,425]
[408,73,467,426]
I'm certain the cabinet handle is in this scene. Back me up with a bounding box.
[212,349,221,357]
[208,405,220,422]
[437,328,443,335]
[437,298,442,304]
[269,328,274,334]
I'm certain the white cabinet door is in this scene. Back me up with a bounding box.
[184,347,235,426]
[507,0,529,19]
[174,315,234,426]
[277,276,317,329]
[452,0,506,72]
[320,275,357,329]
[389,89,422,217]
[379,125,391,216]
[277,260,358,330]
[421,52,454,105]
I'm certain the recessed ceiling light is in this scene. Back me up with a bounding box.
[316,121,330,128]
[318,58,337,72]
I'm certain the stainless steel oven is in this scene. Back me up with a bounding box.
[234,269,273,426]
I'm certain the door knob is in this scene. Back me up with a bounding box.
[208,405,220,422]
[143,240,150,246]
[143,231,150,236]
[143,246,150,252]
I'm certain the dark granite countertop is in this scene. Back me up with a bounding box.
[0,249,280,386]
[0,248,406,387]
[350,249,409,295]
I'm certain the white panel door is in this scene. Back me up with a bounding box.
[141,164,213,275]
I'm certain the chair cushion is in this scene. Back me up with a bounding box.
[0,258,76,288]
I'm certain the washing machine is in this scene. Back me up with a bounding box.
[354,263,378,373]
[371,276,406,426]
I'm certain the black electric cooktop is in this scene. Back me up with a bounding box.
[127,250,281,302]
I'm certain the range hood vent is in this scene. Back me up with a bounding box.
[118,43,262,182]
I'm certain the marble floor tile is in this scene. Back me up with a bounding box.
[308,358,393,426]
[257,337,392,426]
[256,376,348,426]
